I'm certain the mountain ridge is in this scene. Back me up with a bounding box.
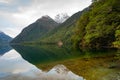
[11,15,59,43]
[0,32,12,45]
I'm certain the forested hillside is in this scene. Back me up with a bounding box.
[38,8,89,44]
[72,0,120,49]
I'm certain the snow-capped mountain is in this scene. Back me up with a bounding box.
[54,13,69,23]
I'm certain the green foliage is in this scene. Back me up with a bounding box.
[72,0,120,49]
[71,12,90,48]
[115,51,120,61]
[113,26,120,48]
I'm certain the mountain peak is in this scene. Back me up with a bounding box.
[36,15,54,22]
[54,13,69,23]
[11,15,59,43]
[41,15,51,19]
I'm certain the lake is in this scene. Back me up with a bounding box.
[0,45,120,80]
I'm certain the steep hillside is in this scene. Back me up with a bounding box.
[0,31,12,45]
[38,7,89,44]
[11,15,59,43]
[72,0,120,49]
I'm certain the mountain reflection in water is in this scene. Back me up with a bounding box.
[11,45,119,80]
[12,45,82,64]
[0,48,83,80]
[0,45,12,56]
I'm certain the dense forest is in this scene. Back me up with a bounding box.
[72,0,120,49]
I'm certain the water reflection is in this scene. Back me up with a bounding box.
[0,46,83,80]
[12,45,82,64]
[12,45,116,65]
[0,50,42,78]
[0,45,12,56]
[11,45,119,80]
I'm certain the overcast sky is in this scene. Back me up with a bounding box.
[0,0,92,38]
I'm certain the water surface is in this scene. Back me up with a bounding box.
[0,45,84,80]
[12,45,120,80]
[0,45,120,80]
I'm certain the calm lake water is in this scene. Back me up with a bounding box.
[0,45,119,80]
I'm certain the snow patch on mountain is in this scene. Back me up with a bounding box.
[54,13,69,23]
